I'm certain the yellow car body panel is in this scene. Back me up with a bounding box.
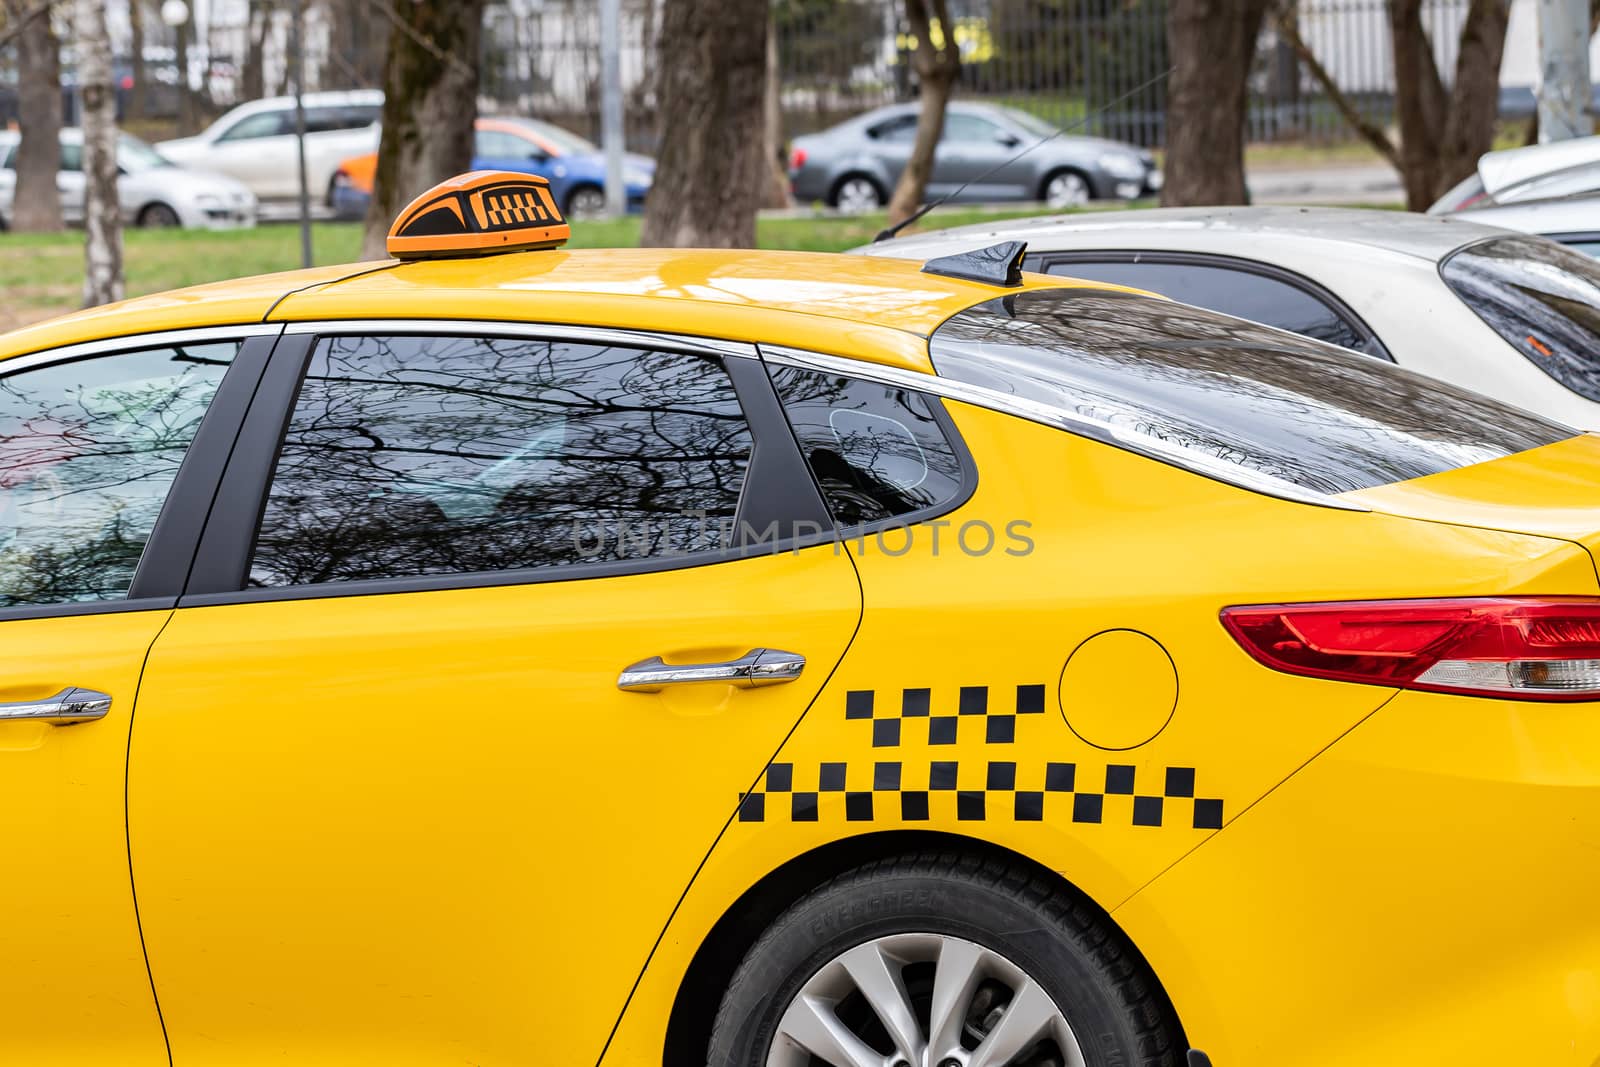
[268,249,1135,372]
[0,263,375,361]
[600,405,1600,1064]
[126,546,860,1065]
[0,610,171,1066]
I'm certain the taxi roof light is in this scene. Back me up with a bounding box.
[1221,596,1600,701]
[387,170,570,261]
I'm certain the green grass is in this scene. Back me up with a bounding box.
[0,204,1084,328]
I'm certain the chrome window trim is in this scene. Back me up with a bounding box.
[760,344,1369,513]
[0,323,281,377]
[281,318,761,361]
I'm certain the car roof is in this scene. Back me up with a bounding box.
[1478,135,1600,195]
[225,89,384,116]
[0,249,1132,375]
[861,205,1508,263]
[1450,194,1600,235]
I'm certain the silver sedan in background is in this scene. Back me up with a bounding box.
[787,101,1160,211]
[0,129,257,231]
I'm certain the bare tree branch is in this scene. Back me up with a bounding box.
[0,0,56,51]
[1273,4,1400,169]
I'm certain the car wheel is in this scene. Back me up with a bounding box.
[138,202,182,228]
[831,175,884,214]
[708,854,1184,1067]
[1042,170,1091,209]
[566,185,606,220]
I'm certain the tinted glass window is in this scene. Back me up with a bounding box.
[943,113,1005,142]
[476,129,540,159]
[0,145,15,169]
[1043,258,1372,354]
[249,335,752,587]
[0,342,237,606]
[1441,234,1600,402]
[772,366,964,526]
[59,143,82,172]
[869,115,918,143]
[1559,238,1600,258]
[218,112,288,141]
[931,289,1570,496]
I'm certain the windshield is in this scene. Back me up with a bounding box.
[1441,234,1600,401]
[930,288,1571,497]
[118,134,171,173]
[998,107,1057,140]
[502,118,597,156]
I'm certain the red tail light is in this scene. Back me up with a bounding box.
[1221,597,1600,701]
[789,147,807,170]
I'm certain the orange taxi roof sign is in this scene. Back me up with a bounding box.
[386,170,571,260]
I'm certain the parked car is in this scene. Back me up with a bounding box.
[157,90,381,205]
[788,101,1160,212]
[1429,134,1600,213]
[0,128,256,230]
[4,170,1600,1067]
[860,205,1600,427]
[1449,194,1600,256]
[330,116,653,221]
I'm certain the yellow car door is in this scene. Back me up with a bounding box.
[127,326,861,1066]
[0,330,269,1065]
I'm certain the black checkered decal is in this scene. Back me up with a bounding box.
[738,685,1226,829]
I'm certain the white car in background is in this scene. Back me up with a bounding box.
[1430,134,1600,213]
[1450,195,1600,256]
[859,205,1600,427]
[0,128,256,230]
[157,90,382,206]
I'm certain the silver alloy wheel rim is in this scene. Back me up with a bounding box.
[143,204,180,227]
[569,188,606,219]
[835,178,882,214]
[1044,173,1089,209]
[766,932,1087,1067]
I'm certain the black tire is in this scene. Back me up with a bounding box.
[708,852,1183,1067]
[138,202,181,228]
[827,173,885,212]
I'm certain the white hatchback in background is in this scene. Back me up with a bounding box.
[0,129,257,230]
[1448,195,1600,256]
[1430,135,1600,213]
[157,90,382,206]
[857,205,1600,427]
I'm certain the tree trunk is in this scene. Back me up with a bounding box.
[360,0,486,260]
[128,0,147,119]
[639,0,768,248]
[761,13,791,210]
[242,0,270,103]
[1390,0,1509,209]
[9,0,62,232]
[885,0,961,226]
[75,0,122,307]
[1162,0,1270,206]
[174,8,193,136]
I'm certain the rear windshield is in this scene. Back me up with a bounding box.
[930,289,1571,497]
[1440,234,1600,402]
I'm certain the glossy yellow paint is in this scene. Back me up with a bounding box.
[126,546,859,1065]
[0,610,169,1066]
[601,403,1600,1064]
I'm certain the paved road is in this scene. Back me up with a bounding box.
[1246,163,1402,206]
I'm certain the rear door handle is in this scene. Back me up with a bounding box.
[618,649,805,692]
[0,687,112,724]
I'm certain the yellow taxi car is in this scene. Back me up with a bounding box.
[3,172,1599,1067]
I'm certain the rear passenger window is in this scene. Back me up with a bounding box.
[770,366,965,527]
[0,342,238,606]
[1041,257,1376,356]
[248,335,752,587]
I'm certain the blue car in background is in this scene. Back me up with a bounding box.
[333,116,653,220]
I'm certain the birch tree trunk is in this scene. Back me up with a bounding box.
[75,0,123,307]
[8,0,63,232]
[639,0,768,248]
[885,0,961,226]
[360,0,486,260]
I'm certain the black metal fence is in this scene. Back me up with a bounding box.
[37,0,1475,152]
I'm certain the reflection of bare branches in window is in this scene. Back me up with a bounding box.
[935,291,1568,496]
[0,343,237,606]
[249,336,754,587]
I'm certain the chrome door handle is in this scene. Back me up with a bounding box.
[618,649,805,692]
[0,687,112,725]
